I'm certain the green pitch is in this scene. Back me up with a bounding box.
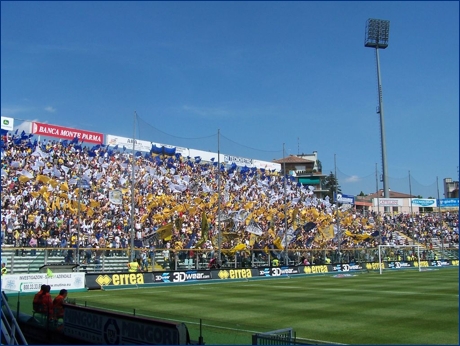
[24,268,460,344]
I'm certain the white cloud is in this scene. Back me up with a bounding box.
[44,106,56,113]
[344,175,360,183]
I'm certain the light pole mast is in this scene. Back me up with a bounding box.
[365,18,390,208]
[217,129,222,266]
[283,143,288,265]
[334,154,341,264]
[130,112,136,262]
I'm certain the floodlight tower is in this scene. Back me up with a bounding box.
[365,18,390,202]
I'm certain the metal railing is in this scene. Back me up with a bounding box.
[3,245,456,275]
[1,291,28,345]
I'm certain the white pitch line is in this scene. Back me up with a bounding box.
[126,312,346,345]
[318,287,459,297]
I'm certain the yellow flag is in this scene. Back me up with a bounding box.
[55,197,61,210]
[18,175,32,183]
[200,211,208,239]
[153,214,163,222]
[291,207,299,229]
[322,225,334,240]
[273,237,283,250]
[59,182,67,191]
[36,175,50,184]
[147,201,157,210]
[42,192,50,203]
[188,206,197,214]
[343,216,353,227]
[249,234,257,246]
[245,213,253,225]
[310,208,319,218]
[232,243,246,252]
[156,223,174,240]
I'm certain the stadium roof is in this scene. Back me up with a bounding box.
[273,155,314,164]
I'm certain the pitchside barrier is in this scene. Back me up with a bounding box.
[4,295,192,345]
[84,259,459,290]
[62,303,191,344]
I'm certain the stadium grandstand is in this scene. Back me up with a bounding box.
[1,117,458,276]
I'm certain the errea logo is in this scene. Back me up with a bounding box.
[96,275,112,286]
[218,270,230,279]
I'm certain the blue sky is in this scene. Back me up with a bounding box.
[1,1,458,197]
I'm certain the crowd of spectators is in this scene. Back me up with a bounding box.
[0,130,458,265]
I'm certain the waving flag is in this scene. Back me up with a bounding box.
[321,225,335,240]
[245,219,263,236]
[185,233,197,249]
[273,237,283,250]
[156,223,174,241]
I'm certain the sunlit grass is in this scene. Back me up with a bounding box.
[9,267,459,345]
[59,268,459,345]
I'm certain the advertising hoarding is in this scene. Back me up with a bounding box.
[1,273,85,292]
[1,116,14,131]
[106,134,152,152]
[32,122,103,144]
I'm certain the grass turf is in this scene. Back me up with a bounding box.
[12,267,459,344]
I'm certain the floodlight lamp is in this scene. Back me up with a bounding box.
[365,18,390,49]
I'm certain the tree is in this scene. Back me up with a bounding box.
[315,160,322,172]
[322,171,341,200]
[358,191,366,196]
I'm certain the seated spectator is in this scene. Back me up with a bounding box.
[32,284,46,312]
[53,289,68,319]
[34,285,53,319]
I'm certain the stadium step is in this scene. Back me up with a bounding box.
[1,248,130,274]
